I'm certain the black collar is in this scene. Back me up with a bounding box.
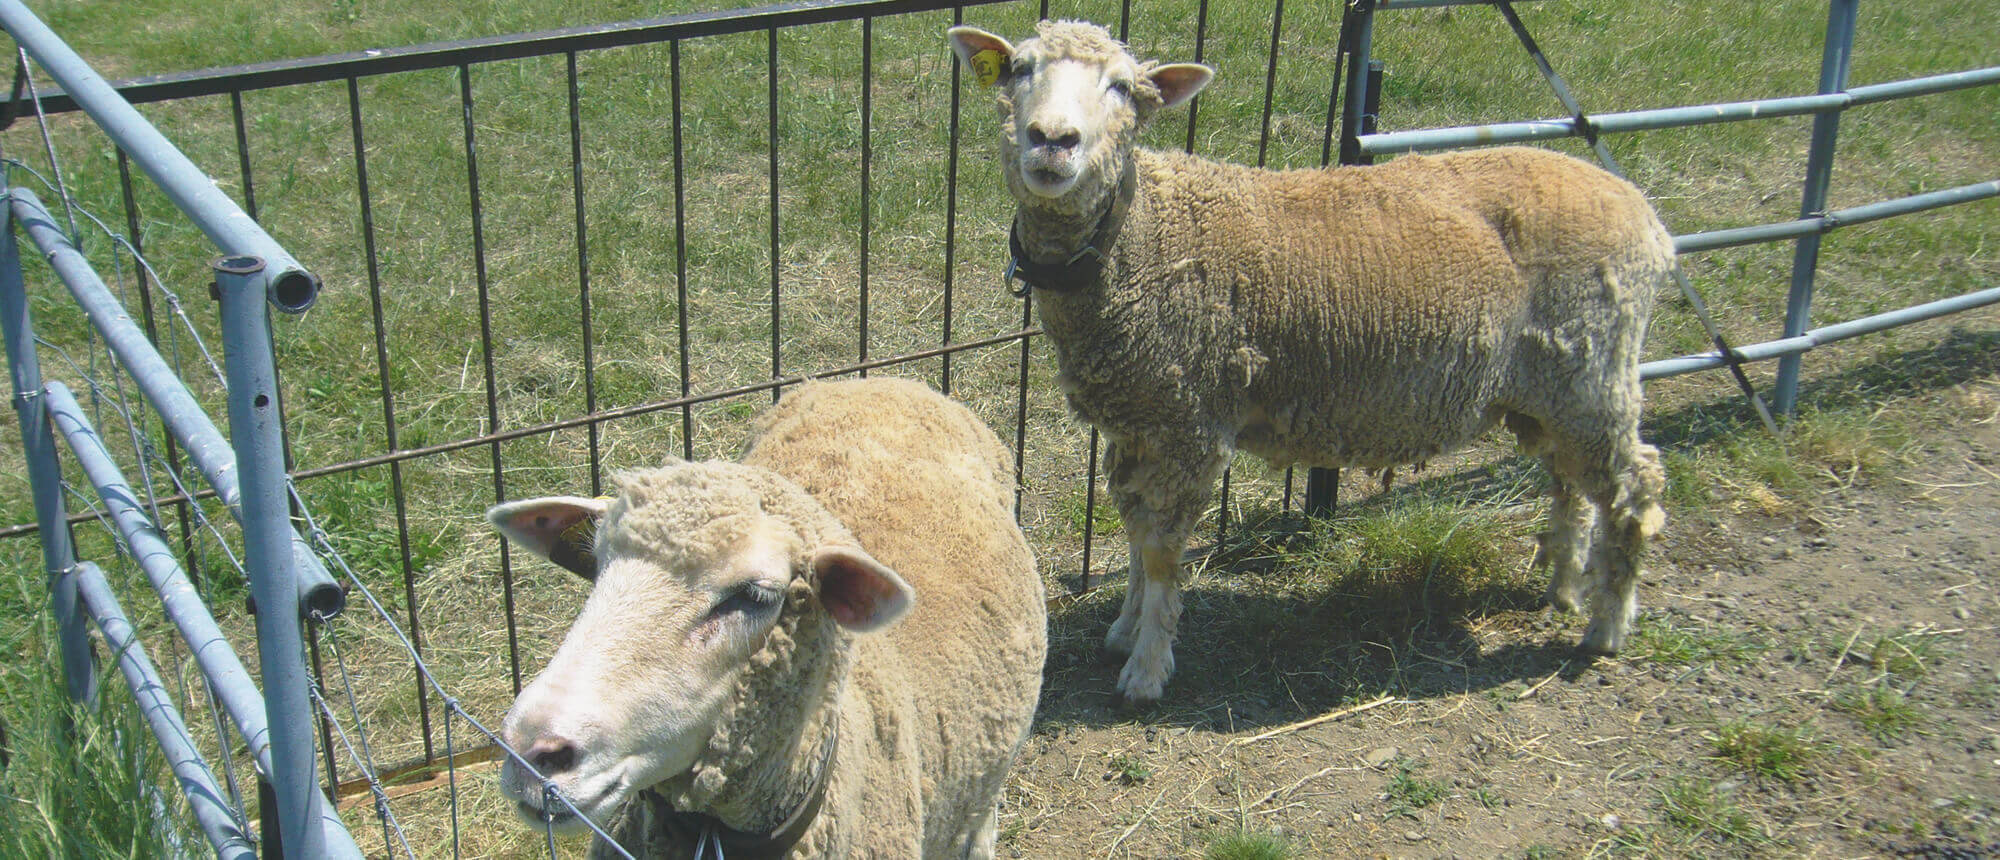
[1004,163,1136,297]
[652,725,839,860]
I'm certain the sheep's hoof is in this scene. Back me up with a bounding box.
[1544,583,1586,616]
[1577,620,1627,656]
[1109,688,1161,712]
[1114,663,1170,708]
[1099,634,1136,663]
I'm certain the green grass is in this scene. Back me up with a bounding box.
[1831,685,1928,743]
[0,579,199,858]
[1105,752,1151,785]
[1382,758,1450,821]
[1623,616,1765,667]
[1711,719,1825,783]
[1205,828,1292,860]
[1656,777,1766,850]
[0,0,1994,854]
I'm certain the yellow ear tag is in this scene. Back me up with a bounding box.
[971,49,1003,87]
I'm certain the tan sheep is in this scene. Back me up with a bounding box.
[950,20,1671,705]
[486,377,1046,858]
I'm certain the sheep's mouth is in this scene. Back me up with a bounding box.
[516,799,583,831]
[1023,165,1079,196]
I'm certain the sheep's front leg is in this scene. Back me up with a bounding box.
[1103,437,1227,706]
[1102,532,1147,657]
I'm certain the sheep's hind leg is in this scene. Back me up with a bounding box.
[1579,442,1666,655]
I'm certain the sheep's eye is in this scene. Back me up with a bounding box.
[711,583,783,620]
[1009,59,1032,78]
[1108,80,1132,99]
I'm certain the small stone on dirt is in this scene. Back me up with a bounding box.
[1364,746,1400,768]
[1601,813,1622,830]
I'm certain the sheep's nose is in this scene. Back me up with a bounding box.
[523,735,579,778]
[1027,123,1081,151]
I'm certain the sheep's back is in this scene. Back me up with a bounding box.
[1066,147,1669,469]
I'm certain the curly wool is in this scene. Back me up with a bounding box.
[590,378,1045,858]
[968,18,1671,702]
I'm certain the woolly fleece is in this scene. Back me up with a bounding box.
[957,20,1672,703]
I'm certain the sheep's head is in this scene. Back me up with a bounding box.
[949,20,1210,206]
[485,462,913,832]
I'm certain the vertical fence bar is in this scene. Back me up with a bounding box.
[1256,0,1286,168]
[1014,291,1031,518]
[216,254,323,859]
[567,50,604,495]
[768,26,783,401]
[671,39,694,459]
[940,6,963,395]
[1081,427,1100,593]
[1181,0,1211,154]
[859,16,873,375]
[347,74,434,762]
[229,90,257,219]
[1775,0,1860,416]
[1308,0,1380,516]
[1,206,96,706]
[458,61,521,692]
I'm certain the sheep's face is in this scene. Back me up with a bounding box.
[486,464,914,832]
[949,21,1210,203]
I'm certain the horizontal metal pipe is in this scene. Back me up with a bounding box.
[72,561,258,860]
[44,381,275,770]
[48,389,364,857]
[1360,65,2000,155]
[0,0,318,312]
[14,0,1017,114]
[1676,179,2000,254]
[1640,286,2000,380]
[7,187,345,618]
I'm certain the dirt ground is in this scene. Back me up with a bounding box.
[994,343,2000,858]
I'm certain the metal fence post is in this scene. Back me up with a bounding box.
[215,253,324,859]
[1307,0,1381,516]
[1,208,96,706]
[1775,0,1861,415]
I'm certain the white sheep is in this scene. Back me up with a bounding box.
[950,20,1672,705]
[486,377,1046,858]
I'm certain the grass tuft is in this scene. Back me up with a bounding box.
[1658,777,1765,848]
[1831,685,1928,742]
[1204,828,1292,860]
[1105,752,1151,786]
[1624,616,1764,666]
[1711,719,1824,783]
[1382,759,1450,821]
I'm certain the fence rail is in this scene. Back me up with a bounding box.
[4,0,1995,856]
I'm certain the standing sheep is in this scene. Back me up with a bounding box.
[949,20,1672,705]
[487,377,1046,858]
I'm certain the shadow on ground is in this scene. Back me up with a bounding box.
[1031,326,2000,732]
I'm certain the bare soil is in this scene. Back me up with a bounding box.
[995,333,2000,859]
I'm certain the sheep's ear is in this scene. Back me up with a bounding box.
[486,496,610,581]
[1148,63,1213,109]
[947,26,1015,88]
[810,546,916,634]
